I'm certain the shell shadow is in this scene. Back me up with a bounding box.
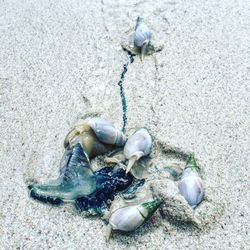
[109,217,162,245]
[153,139,190,161]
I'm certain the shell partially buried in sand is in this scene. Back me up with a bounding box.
[121,17,164,59]
[27,117,223,240]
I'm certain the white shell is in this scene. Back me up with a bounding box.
[87,117,126,146]
[134,23,152,47]
[109,205,146,232]
[124,128,152,160]
[178,168,204,208]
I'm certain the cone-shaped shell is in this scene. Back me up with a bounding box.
[134,17,152,48]
[109,205,144,232]
[87,117,126,146]
[152,177,201,224]
[140,198,163,219]
[109,198,162,232]
[124,128,152,160]
[185,154,200,172]
[124,128,152,174]
[178,155,204,208]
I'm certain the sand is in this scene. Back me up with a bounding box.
[0,0,249,249]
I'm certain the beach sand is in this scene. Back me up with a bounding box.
[0,0,249,249]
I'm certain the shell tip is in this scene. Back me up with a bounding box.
[105,224,112,242]
[186,154,200,171]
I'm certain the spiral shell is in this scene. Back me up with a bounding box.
[134,17,152,48]
[178,155,204,208]
[124,128,152,174]
[87,117,126,146]
[107,198,162,239]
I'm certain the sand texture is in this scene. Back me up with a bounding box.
[0,0,249,249]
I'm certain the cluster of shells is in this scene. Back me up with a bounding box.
[27,18,224,241]
[28,116,221,241]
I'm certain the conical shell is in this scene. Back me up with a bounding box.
[134,18,152,48]
[87,117,126,146]
[178,155,204,208]
[124,128,152,160]
[178,169,204,208]
[109,198,162,232]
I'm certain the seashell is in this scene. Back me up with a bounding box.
[106,198,162,240]
[121,17,163,59]
[64,119,90,148]
[151,176,201,225]
[134,17,152,47]
[65,126,113,158]
[64,117,126,158]
[87,117,126,147]
[124,128,152,174]
[178,155,204,208]
[134,17,152,61]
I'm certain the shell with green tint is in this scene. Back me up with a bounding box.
[185,154,201,172]
[178,155,204,208]
[107,198,162,239]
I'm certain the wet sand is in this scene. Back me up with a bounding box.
[0,0,249,249]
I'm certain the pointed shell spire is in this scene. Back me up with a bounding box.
[87,117,126,146]
[134,17,152,61]
[134,17,152,48]
[185,154,200,171]
[108,198,162,234]
[178,155,204,208]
